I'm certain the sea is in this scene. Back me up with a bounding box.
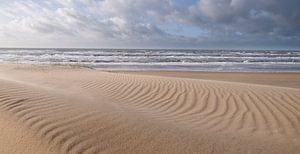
[0,48,300,72]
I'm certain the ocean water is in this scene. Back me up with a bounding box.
[0,48,300,72]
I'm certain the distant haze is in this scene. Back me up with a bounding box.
[0,0,299,49]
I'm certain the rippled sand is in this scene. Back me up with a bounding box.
[0,64,299,153]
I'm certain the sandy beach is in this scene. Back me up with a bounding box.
[0,64,299,153]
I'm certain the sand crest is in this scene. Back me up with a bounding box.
[0,64,299,153]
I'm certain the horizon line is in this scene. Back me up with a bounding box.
[0,47,299,51]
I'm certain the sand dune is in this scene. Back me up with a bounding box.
[0,64,299,153]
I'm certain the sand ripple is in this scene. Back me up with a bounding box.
[0,66,299,153]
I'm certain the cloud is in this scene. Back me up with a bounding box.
[187,0,300,37]
[0,0,299,48]
[0,0,179,47]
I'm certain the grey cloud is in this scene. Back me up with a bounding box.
[185,0,300,38]
[0,0,299,48]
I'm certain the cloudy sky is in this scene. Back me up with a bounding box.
[0,0,299,49]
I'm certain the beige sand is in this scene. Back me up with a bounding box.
[116,71,300,88]
[0,64,299,153]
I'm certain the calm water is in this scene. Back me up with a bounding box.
[0,48,300,72]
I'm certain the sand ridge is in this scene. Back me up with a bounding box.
[0,64,299,153]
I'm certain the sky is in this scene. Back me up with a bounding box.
[0,0,299,49]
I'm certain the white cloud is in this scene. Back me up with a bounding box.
[0,0,179,47]
[0,0,299,48]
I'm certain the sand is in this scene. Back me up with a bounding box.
[116,71,300,89]
[0,64,299,153]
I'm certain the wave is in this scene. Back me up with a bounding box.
[0,48,300,72]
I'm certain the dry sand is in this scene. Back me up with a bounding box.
[0,64,299,153]
[117,71,300,89]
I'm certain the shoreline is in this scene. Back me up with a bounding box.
[2,62,300,73]
[1,61,300,73]
[1,63,300,89]
[1,63,300,88]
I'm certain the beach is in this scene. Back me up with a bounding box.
[0,64,299,153]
